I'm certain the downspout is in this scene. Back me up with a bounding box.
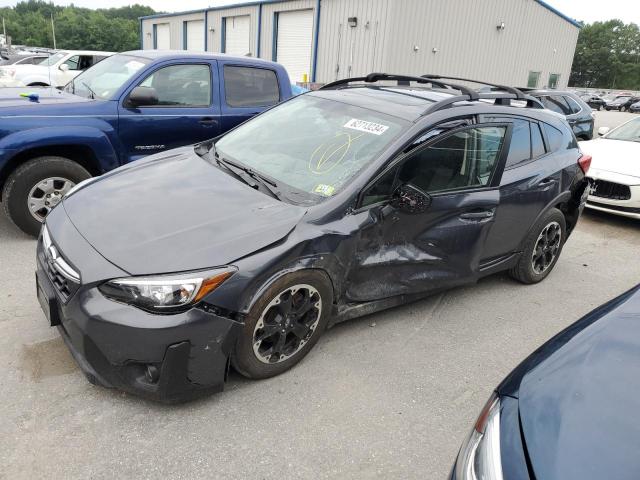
[139,18,143,49]
[256,3,263,58]
[311,0,321,82]
[183,20,188,50]
[221,17,226,53]
[204,10,208,51]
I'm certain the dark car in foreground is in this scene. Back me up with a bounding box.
[605,95,640,112]
[36,73,591,402]
[450,284,640,480]
[0,50,292,236]
[523,89,595,140]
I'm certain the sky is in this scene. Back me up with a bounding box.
[0,0,638,25]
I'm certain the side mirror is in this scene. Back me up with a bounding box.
[126,86,159,107]
[597,126,610,137]
[59,63,69,72]
[390,184,431,214]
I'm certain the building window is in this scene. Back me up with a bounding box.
[527,71,541,88]
[548,73,560,89]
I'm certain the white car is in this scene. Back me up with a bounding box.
[579,117,640,219]
[0,50,114,88]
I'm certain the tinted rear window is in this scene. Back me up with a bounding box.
[543,123,564,151]
[540,96,570,115]
[224,66,280,107]
[531,122,546,158]
[505,119,531,167]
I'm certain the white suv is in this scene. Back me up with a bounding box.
[0,50,114,88]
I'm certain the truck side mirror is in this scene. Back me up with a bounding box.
[390,184,432,214]
[126,86,159,108]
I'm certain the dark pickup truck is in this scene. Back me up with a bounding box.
[0,50,292,235]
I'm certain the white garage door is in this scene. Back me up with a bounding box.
[155,23,170,49]
[225,15,251,56]
[276,9,314,82]
[185,20,204,51]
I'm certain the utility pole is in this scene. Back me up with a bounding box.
[50,13,56,49]
[2,17,6,40]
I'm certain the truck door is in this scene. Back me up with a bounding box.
[117,60,221,163]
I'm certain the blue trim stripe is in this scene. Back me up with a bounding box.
[534,0,582,28]
[152,23,157,49]
[221,17,227,53]
[204,13,208,50]
[139,18,143,49]
[183,21,188,49]
[256,3,263,57]
[311,0,321,82]
[271,12,278,62]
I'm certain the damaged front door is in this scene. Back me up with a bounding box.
[346,124,509,302]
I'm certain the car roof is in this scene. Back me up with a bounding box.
[122,50,281,67]
[310,85,567,124]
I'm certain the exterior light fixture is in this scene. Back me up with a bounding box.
[497,21,505,30]
[348,17,357,28]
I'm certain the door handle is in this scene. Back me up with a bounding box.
[199,117,218,126]
[459,209,494,220]
[538,177,557,188]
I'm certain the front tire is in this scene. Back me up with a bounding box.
[232,270,333,379]
[509,208,566,284]
[2,156,91,236]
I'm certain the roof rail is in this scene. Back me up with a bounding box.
[421,74,527,100]
[320,73,480,100]
[422,92,544,115]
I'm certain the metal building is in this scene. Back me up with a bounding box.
[139,0,580,88]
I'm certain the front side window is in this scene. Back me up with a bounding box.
[139,64,211,106]
[540,95,570,115]
[215,94,408,203]
[396,126,507,194]
[224,66,280,107]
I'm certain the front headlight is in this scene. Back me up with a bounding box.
[454,392,503,480]
[98,267,236,313]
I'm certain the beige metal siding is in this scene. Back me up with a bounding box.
[315,0,391,82]
[379,0,578,88]
[259,0,316,62]
[141,12,206,50]
[206,6,259,55]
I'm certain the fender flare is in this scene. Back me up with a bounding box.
[0,126,119,173]
[518,190,573,250]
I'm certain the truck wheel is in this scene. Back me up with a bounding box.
[2,156,91,237]
[509,208,566,284]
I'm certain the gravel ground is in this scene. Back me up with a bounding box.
[0,109,638,480]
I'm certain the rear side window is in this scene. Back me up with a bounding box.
[505,120,531,167]
[531,123,546,158]
[543,124,564,152]
[540,96,570,115]
[224,66,280,107]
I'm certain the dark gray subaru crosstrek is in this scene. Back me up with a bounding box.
[36,74,591,402]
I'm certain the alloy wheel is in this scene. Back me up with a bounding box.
[27,177,75,222]
[531,221,562,274]
[252,284,322,364]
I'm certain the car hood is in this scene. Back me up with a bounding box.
[516,286,640,480]
[579,138,640,181]
[0,87,92,108]
[62,147,307,275]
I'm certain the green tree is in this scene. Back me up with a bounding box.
[1,1,157,52]
[570,20,640,90]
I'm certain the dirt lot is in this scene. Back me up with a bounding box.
[0,110,638,479]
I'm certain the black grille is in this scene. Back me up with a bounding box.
[589,179,631,200]
[43,253,73,301]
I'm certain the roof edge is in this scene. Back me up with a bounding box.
[139,0,283,20]
[534,0,582,29]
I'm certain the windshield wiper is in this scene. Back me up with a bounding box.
[81,81,96,99]
[218,155,282,201]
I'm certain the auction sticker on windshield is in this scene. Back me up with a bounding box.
[343,118,389,135]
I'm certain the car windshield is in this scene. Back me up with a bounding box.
[606,118,640,142]
[64,54,150,100]
[38,52,67,66]
[215,95,409,204]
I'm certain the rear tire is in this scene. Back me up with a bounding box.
[509,208,566,284]
[232,270,333,379]
[2,156,91,237]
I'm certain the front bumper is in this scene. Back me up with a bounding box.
[36,221,243,403]
[0,78,24,87]
[586,182,640,220]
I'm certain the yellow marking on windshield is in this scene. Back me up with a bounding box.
[309,132,364,175]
